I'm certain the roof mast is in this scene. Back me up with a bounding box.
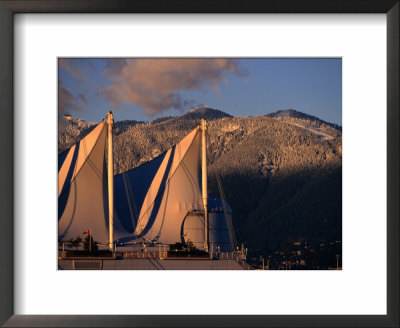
[201,118,209,252]
[107,111,114,251]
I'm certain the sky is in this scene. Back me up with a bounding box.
[58,58,342,125]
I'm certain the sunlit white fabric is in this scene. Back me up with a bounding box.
[59,121,234,251]
[58,121,109,243]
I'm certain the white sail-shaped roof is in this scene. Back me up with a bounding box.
[114,124,234,251]
[58,119,234,251]
[58,121,110,243]
[114,126,203,244]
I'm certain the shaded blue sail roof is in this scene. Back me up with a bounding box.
[113,151,168,235]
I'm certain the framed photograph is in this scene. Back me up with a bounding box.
[56,57,342,272]
[0,1,398,327]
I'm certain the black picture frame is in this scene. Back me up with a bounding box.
[0,1,398,327]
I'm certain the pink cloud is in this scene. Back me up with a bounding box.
[100,58,247,116]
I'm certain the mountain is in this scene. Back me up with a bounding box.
[58,115,97,153]
[59,108,342,265]
[267,109,342,132]
[149,106,232,126]
[183,106,232,120]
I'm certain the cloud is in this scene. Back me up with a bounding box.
[58,79,88,115]
[59,58,86,81]
[58,79,88,133]
[58,79,89,134]
[77,94,88,108]
[100,59,247,116]
[58,58,99,93]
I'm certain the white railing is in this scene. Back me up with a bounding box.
[123,251,168,259]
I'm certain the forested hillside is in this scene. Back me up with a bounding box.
[59,107,342,267]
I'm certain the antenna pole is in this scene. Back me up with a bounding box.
[107,111,114,252]
[201,118,209,252]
